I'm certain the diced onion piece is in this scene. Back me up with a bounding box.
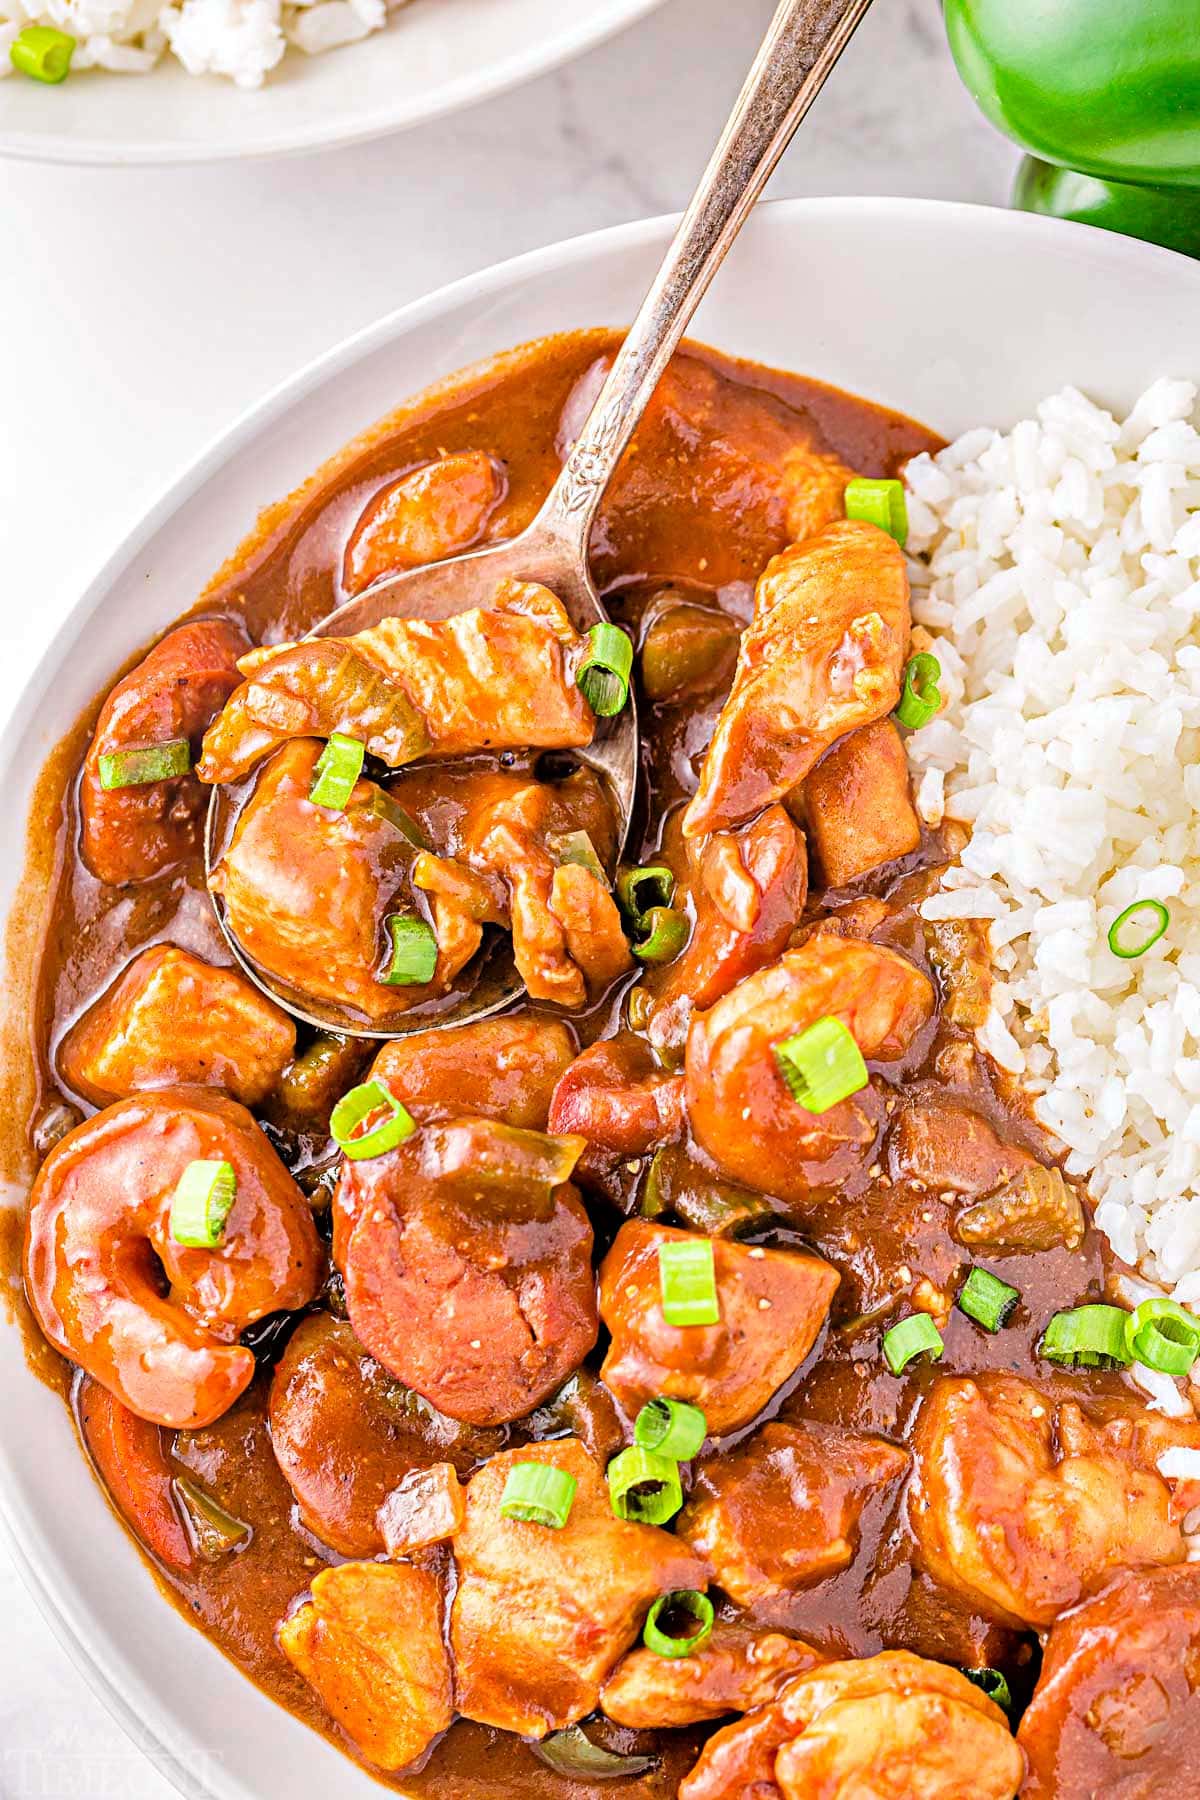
[354,784,428,847]
[498,1461,578,1528]
[98,738,191,791]
[964,1667,1013,1716]
[169,1160,237,1249]
[773,1016,868,1114]
[329,1078,416,1161]
[642,1589,714,1659]
[10,23,75,80]
[957,1267,1019,1333]
[844,475,908,546]
[577,622,633,718]
[658,1237,720,1327]
[632,906,688,965]
[1125,1298,1200,1376]
[607,1446,683,1525]
[1040,1304,1131,1368]
[381,914,438,987]
[550,829,608,884]
[617,864,676,927]
[882,1312,944,1376]
[634,1397,707,1460]
[308,733,365,812]
[1108,899,1169,960]
[894,652,942,730]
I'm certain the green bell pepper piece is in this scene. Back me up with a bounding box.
[945,0,1200,189]
[1014,157,1200,260]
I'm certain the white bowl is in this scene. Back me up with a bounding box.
[3,197,1200,1799]
[0,0,664,164]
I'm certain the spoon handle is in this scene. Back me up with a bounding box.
[537,0,875,558]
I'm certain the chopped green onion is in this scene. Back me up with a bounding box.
[1108,899,1169,960]
[577,623,633,718]
[1041,1304,1131,1368]
[309,733,365,812]
[607,1446,683,1525]
[381,914,438,987]
[958,1267,1019,1334]
[964,1667,1013,1715]
[643,1590,714,1659]
[499,1461,577,1528]
[98,738,190,791]
[329,1078,416,1161]
[617,864,676,926]
[533,1728,656,1780]
[773,1016,868,1114]
[894,652,942,731]
[549,829,608,883]
[844,475,908,547]
[632,906,689,965]
[10,23,75,81]
[634,1398,707,1460]
[169,1160,236,1249]
[1125,1298,1200,1376]
[658,1237,720,1328]
[882,1312,945,1376]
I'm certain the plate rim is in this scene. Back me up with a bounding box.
[0,0,666,166]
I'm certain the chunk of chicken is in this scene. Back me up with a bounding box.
[647,805,808,1053]
[208,742,434,1024]
[889,1100,1038,1199]
[343,451,505,595]
[1017,1564,1200,1798]
[197,581,592,783]
[686,934,934,1205]
[278,1561,452,1773]
[598,1222,838,1436]
[338,1118,597,1425]
[908,1374,1200,1629]
[59,944,295,1108]
[683,521,910,838]
[450,770,630,1006]
[80,618,247,885]
[804,717,921,887]
[680,1652,1023,1800]
[601,1624,821,1729]
[678,1421,909,1605]
[450,1437,710,1736]
[268,1314,500,1557]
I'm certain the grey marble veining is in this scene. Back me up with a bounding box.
[0,0,1010,1792]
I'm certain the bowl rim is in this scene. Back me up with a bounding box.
[0,0,666,166]
[3,194,1200,1800]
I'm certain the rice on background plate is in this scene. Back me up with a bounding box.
[904,378,1200,1302]
[0,0,409,86]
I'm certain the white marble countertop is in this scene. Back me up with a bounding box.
[0,1,1012,1791]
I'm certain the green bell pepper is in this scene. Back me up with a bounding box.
[1013,157,1200,260]
[945,0,1200,189]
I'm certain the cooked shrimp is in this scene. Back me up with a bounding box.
[25,1090,323,1429]
[908,1373,1200,1629]
[683,520,910,838]
[685,933,933,1204]
[681,1652,1023,1800]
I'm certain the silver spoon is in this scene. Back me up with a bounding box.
[207,0,875,1038]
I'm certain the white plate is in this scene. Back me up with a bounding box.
[0,0,665,164]
[2,198,1200,1800]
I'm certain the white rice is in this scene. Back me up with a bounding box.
[1,0,404,86]
[904,378,1200,1298]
